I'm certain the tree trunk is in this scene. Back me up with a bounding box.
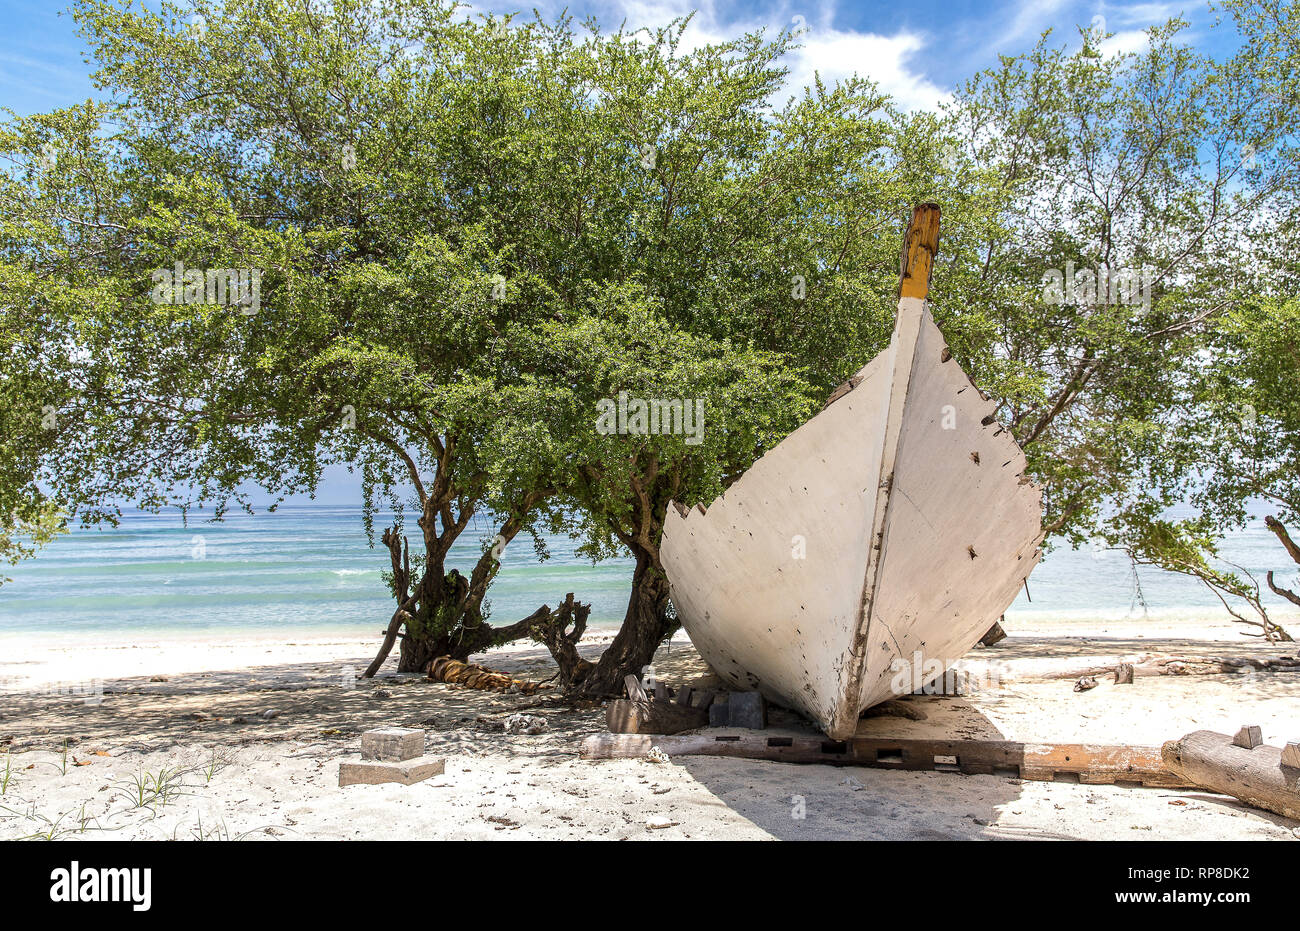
[568,547,677,699]
[399,628,450,673]
[394,569,467,672]
[528,593,594,689]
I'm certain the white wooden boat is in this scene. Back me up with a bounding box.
[660,204,1044,739]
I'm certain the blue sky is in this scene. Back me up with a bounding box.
[0,0,1242,117]
[1,0,1244,505]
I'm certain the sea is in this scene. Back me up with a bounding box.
[1,505,1298,643]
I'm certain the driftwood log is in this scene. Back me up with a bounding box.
[606,699,709,735]
[1161,730,1300,820]
[582,734,1189,787]
[1049,654,1300,681]
[428,656,549,694]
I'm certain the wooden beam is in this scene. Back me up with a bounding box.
[581,733,1188,787]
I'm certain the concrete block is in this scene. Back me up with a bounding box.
[727,691,767,729]
[361,726,424,762]
[339,755,445,787]
[708,700,729,727]
[1232,725,1263,750]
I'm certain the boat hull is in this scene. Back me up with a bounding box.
[661,297,1043,738]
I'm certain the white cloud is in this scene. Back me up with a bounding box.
[787,25,950,111]
[1109,2,1185,26]
[523,0,950,111]
[994,0,1070,49]
[1099,28,1152,56]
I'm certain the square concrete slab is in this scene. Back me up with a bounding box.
[361,726,425,762]
[339,755,445,787]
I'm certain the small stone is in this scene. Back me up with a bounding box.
[645,815,678,830]
[372,689,393,700]
[1073,676,1098,692]
[260,708,280,720]
[840,776,864,791]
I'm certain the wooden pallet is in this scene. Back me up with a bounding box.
[580,733,1191,788]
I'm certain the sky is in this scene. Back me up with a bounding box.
[0,0,1247,505]
[0,0,1243,117]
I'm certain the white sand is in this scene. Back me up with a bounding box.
[0,617,1297,840]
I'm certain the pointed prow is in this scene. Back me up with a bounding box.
[898,203,941,300]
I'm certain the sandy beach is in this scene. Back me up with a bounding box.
[1,616,1297,841]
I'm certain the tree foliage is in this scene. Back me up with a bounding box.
[5,0,1300,662]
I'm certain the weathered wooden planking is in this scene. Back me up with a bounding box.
[660,203,1044,739]
[623,674,648,702]
[581,733,1188,787]
[606,699,709,735]
[1232,725,1263,749]
[1162,730,1300,820]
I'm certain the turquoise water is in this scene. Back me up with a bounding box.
[0,506,1297,638]
[0,507,633,638]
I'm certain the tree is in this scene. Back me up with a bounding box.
[9,0,1296,685]
[1124,517,1292,641]
[488,18,945,696]
[3,1,913,689]
[1097,0,1300,636]
[936,20,1279,540]
[4,0,605,671]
